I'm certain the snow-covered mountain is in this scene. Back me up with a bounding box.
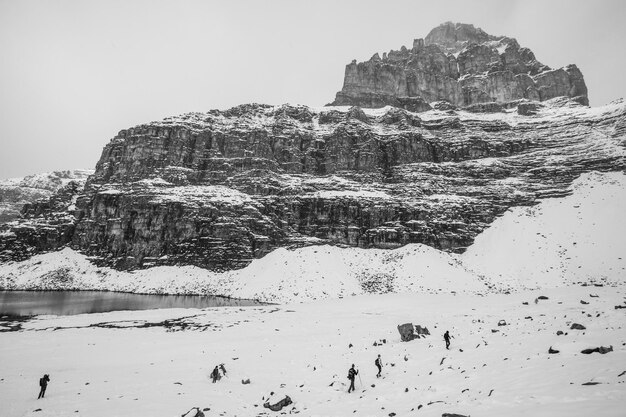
[0,170,92,223]
[0,22,624,291]
[1,97,624,271]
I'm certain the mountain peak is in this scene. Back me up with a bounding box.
[331,22,588,109]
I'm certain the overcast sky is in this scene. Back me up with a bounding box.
[1,0,624,179]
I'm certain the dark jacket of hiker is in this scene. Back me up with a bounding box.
[347,366,358,393]
[444,331,451,349]
[211,367,220,383]
[38,374,50,399]
[375,355,382,377]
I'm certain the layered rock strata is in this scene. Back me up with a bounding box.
[331,22,588,109]
[1,98,624,270]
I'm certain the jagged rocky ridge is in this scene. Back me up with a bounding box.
[331,22,588,110]
[1,97,624,271]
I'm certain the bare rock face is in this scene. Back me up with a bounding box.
[0,98,624,271]
[331,22,588,109]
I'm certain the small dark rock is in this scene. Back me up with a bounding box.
[570,323,586,330]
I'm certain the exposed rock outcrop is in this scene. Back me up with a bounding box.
[1,98,624,271]
[331,22,588,109]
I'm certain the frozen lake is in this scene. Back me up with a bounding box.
[0,290,264,316]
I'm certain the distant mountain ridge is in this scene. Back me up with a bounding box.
[331,22,588,110]
[0,170,92,224]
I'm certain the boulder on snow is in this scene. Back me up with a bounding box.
[570,323,586,330]
[581,346,613,355]
[415,325,430,336]
[263,392,293,412]
[397,323,429,341]
[398,323,417,341]
[442,414,469,417]
[548,346,560,354]
[497,319,507,326]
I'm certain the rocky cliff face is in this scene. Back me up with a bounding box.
[331,22,588,109]
[1,98,624,271]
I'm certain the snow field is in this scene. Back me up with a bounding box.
[1,286,624,417]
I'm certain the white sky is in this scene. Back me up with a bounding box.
[1,0,624,179]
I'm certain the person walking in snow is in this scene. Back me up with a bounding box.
[211,366,220,383]
[219,364,227,376]
[444,330,452,350]
[375,354,382,378]
[37,374,50,399]
[347,364,358,393]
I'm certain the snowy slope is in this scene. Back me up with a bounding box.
[0,243,485,304]
[462,171,626,289]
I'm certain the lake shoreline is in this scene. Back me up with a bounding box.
[0,289,269,317]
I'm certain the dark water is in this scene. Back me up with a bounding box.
[0,290,265,316]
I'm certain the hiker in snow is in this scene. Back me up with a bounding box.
[347,364,358,393]
[211,366,220,383]
[375,354,382,378]
[444,330,453,350]
[38,374,50,399]
[219,364,227,376]
[181,407,205,417]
